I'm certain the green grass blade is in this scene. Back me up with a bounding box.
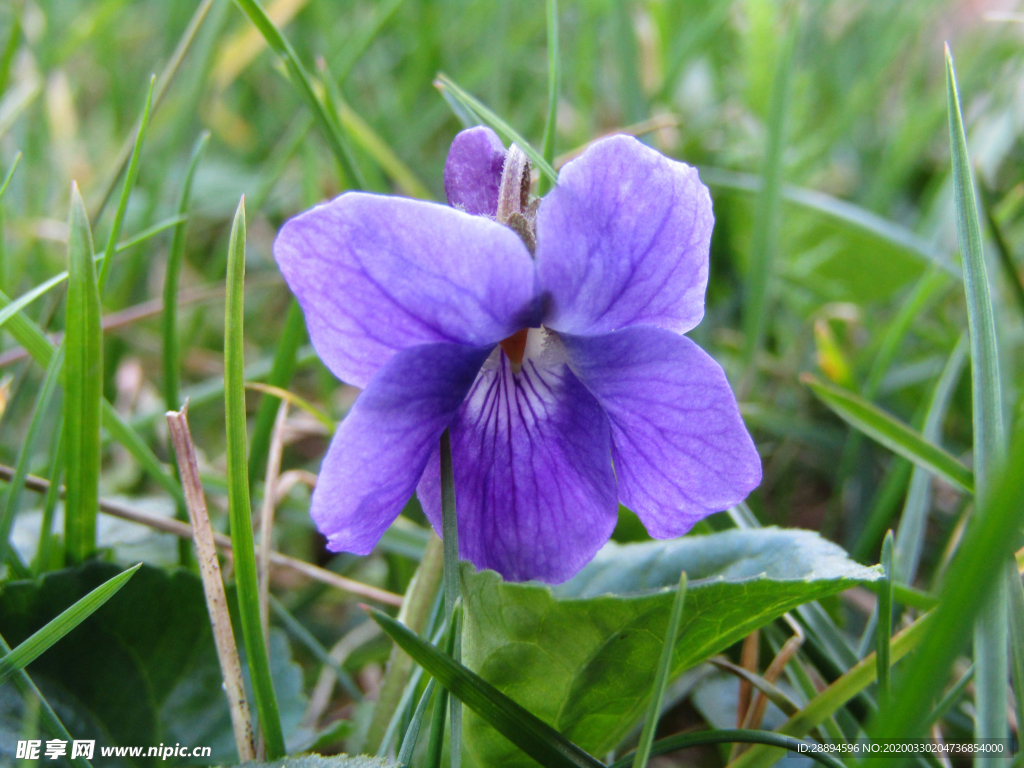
[34,417,64,574]
[0,8,20,100]
[163,131,209,413]
[892,336,967,583]
[247,300,306,484]
[231,0,365,189]
[63,184,101,563]
[434,73,558,183]
[367,606,605,768]
[698,168,960,278]
[0,215,186,334]
[978,179,1024,322]
[398,677,436,767]
[946,44,1008,749]
[440,428,462,767]
[269,595,362,702]
[96,76,154,294]
[0,151,20,201]
[1007,563,1024,732]
[740,24,795,379]
[876,531,893,706]
[632,573,687,768]
[224,197,285,758]
[425,610,458,768]
[0,633,93,768]
[90,0,216,221]
[0,563,141,685]
[924,665,973,730]
[612,0,644,124]
[865,424,1024,768]
[537,0,559,197]
[0,345,63,570]
[613,730,846,768]
[801,374,973,494]
[330,0,408,83]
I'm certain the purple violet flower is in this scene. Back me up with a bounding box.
[273,127,761,584]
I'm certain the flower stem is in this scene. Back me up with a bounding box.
[440,428,461,767]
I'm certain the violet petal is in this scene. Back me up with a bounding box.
[562,326,761,538]
[274,192,537,388]
[312,342,493,555]
[417,347,619,584]
[444,126,507,216]
[536,135,713,335]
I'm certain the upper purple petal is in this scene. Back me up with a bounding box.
[562,326,761,538]
[444,126,507,217]
[312,342,493,554]
[274,193,537,388]
[535,135,713,336]
[417,340,619,584]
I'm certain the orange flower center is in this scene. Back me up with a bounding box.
[499,328,530,372]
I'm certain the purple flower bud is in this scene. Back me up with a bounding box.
[443,126,507,216]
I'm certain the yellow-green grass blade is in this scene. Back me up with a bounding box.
[224,197,285,758]
[0,564,141,685]
[801,374,973,494]
[63,184,102,563]
[538,0,559,196]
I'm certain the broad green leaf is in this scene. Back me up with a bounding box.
[238,756,397,768]
[460,528,880,766]
[0,562,307,766]
[63,184,101,563]
[0,564,140,685]
[367,607,604,768]
[224,197,285,758]
[801,374,973,494]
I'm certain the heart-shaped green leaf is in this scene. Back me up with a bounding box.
[460,528,880,766]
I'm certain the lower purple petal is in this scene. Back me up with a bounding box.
[312,342,492,554]
[562,326,761,538]
[417,345,618,584]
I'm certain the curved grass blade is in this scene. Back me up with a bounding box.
[91,0,216,221]
[232,0,364,189]
[537,0,559,196]
[367,606,605,768]
[633,573,687,768]
[0,214,186,333]
[865,425,1024,768]
[63,184,101,563]
[876,531,893,705]
[398,677,436,766]
[163,131,210,413]
[440,428,462,767]
[0,563,141,685]
[740,23,795,380]
[96,76,154,294]
[978,179,1024,321]
[330,0,408,83]
[0,151,20,201]
[708,658,800,717]
[892,336,967,584]
[247,301,307,484]
[801,374,973,494]
[0,633,93,768]
[612,729,845,768]
[434,73,557,183]
[224,197,285,758]
[0,344,63,570]
[699,168,959,278]
[0,8,20,100]
[946,44,1008,750]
